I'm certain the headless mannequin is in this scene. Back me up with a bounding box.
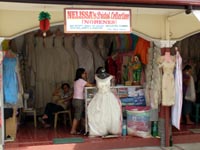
[164,51,172,62]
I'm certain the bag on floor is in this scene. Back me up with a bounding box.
[126,106,151,138]
[185,75,196,102]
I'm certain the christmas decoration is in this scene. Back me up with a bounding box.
[38,11,51,37]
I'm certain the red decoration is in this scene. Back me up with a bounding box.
[39,19,50,32]
[38,11,51,37]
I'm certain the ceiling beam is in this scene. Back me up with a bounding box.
[1,0,200,9]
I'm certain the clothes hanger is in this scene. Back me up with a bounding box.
[55,28,63,36]
[4,49,16,58]
[34,30,43,37]
[46,30,53,37]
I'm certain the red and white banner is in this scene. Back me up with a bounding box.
[64,8,131,33]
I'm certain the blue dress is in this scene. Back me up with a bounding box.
[3,57,18,104]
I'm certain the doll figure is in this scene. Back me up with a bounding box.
[129,55,142,85]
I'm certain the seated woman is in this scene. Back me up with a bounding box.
[39,83,73,128]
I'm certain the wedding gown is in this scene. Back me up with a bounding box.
[88,75,122,136]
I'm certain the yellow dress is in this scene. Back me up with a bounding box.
[158,56,176,106]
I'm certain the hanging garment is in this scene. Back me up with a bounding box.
[64,34,79,84]
[133,37,150,65]
[97,35,109,61]
[43,36,57,107]
[15,58,24,108]
[74,35,94,83]
[88,75,122,136]
[87,35,105,72]
[115,54,123,84]
[26,33,36,87]
[172,51,183,130]
[105,56,117,77]
[35,36,55,108]
[54,36,74,84]
[158,56,176,106]
[130,33,139,50]
[3,57,18,104]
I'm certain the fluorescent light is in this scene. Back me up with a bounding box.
[193,10,200,22]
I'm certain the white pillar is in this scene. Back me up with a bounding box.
[0,37,5,150]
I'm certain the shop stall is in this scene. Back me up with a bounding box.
[1,1,200,150]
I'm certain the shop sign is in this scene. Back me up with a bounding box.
[64,8,131,33]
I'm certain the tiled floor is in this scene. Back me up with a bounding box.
[113,143,200,150]
[3,119,200,150]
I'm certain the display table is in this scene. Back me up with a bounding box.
[84,85,144,134]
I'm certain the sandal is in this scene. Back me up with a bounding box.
[43,124,51,128]
[42,114,48,119]
[186,122,194,125]
[70,131,80,135]
[38,117,45,125]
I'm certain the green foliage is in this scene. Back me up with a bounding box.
[38,11,51,21]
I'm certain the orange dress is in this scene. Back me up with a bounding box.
[133,37,150,65]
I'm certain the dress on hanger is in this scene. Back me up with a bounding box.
[87,35,105,72]
[172,50,183,129]
[26,33,36,87]
[54,35,74,84]
[3,57,18,104]
[97,35,109,61]
[88,75,122,136]
[64,34,78,84]
[3,54,18,104]
[74,35,94,83]
[158,55,176,106]
[35,36,54,108]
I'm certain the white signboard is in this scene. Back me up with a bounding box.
[64,8,131,33]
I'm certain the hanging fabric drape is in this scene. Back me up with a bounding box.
[3,50,23,107]
[172,50,183,130]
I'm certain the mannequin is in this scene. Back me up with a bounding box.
[164,51,172,62]
[158,50,176,106]
[96,67,109,79]
[88,67,122,136]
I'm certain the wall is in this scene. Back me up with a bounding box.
[0,7,200,40]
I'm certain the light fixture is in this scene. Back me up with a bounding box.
[185,5,192,14]
[193,10,200,22]
[185,5,200,22]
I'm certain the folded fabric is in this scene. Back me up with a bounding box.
[120,96,146,106]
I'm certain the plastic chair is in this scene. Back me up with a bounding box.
[54,109,72,129]
[22,93,37,128]
[23,109,37,128]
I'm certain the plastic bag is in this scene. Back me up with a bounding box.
[126,106,151,138]
[185,75,196,102]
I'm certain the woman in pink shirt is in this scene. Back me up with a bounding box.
[70,68,93,134]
